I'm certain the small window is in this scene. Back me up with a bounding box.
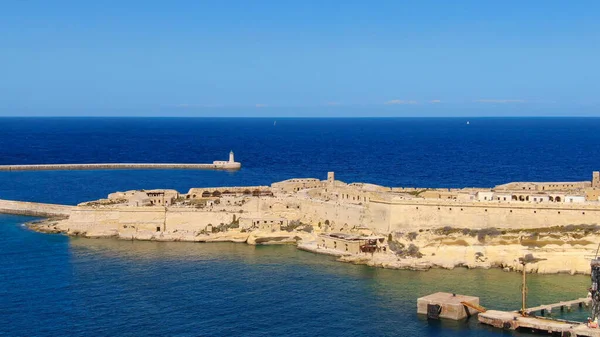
[156,226,161,232]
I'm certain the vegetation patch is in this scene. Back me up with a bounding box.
[568,239,594,246]
[388,240,423,258]
[520,239,565,248]
[441,239,469,246]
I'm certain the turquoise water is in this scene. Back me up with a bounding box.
[1,117,599,336]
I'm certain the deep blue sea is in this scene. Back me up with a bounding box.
[1,117,599,336]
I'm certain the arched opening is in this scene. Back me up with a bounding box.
[549,196,554,202]
[555,196,562,202]
[525,196,530,201]
[186,195,191,199]
[519,195,525,201]
[243,189,251,195]
[212,191,221,197]
[252,190,260,196]
[512,195,518,201]
[202,191,211,197]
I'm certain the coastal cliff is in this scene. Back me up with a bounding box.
[27,217,600,275]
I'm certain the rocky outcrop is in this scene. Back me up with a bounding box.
[26,218,600,275]
[27,218,313,246]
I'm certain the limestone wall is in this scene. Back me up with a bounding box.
[0,199,73,217]
[370,199,600,232]
[298,199,365,229]
[165,208,260,231]
[69,207,164,231]
[68,206,262,233]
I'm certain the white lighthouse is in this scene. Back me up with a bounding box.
[213,151,241,170]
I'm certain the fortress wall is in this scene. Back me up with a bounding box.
[69,207,165,231]
[376,201,600,231]
[365,200,392,232]
[165,209,261,231]
[0,199,73,217]
[69,206,262,233]
[297,199,364,228]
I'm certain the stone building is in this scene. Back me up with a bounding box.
[271,178,323,193]
[318,233,386,254]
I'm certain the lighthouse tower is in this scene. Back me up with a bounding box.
[229,151,235,163]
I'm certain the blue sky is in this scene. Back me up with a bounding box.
[1,0,599,117]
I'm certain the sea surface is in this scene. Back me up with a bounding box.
[1,117,600,336]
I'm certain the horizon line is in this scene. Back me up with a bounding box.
[1,115,600,119]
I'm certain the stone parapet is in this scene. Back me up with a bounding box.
[0,199,73,217]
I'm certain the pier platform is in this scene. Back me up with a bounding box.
[523,297,591,316]
[479,309,600,336]
[417,292,481,320]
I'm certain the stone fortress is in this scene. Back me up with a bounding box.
[28,170,600,274]
[73,170,600,234]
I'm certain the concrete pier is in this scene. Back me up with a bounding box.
[523,297,591,316]
[479,310,600,336]
[0,162,241,171]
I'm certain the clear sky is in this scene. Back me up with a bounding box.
[1,0,599,117]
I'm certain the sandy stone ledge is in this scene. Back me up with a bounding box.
[26,218,600,275]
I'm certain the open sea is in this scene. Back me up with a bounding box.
[1,117,600,336]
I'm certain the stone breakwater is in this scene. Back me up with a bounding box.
[0,162,241,171]
[0,199,73,217]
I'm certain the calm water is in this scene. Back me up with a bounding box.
[1,117,599,336]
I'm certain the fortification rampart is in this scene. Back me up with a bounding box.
[0,199,73,217]
[68,206,261,232]
[369,198,600,232]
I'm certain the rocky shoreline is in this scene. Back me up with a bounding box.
[27,218,600,275]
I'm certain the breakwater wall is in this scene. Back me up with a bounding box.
[0,163,241,171]
[0,199,73,217]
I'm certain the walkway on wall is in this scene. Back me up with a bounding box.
[0,199,73,217]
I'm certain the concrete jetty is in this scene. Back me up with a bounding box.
[0,152,241,172]
[523,297,591,316]
[477,298,597,336]
[479,310,600,336]
[0,199,73,217]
